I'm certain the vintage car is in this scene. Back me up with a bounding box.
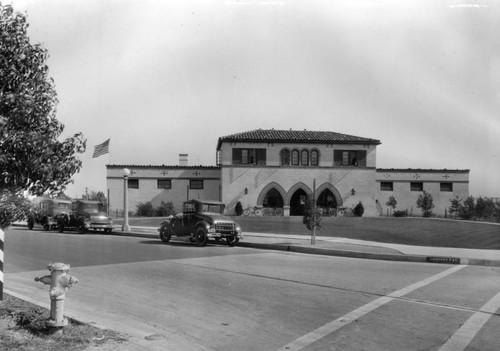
[56,199,114,234]
[27,198,72,231]
[158,199,243,247]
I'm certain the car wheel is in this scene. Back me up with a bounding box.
[104,228,112,234]
[195,227,208,247]
[159,224,172,243]
[227,236,239,247]
[78,222,86,234]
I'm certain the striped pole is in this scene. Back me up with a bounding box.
[0,228,4,300]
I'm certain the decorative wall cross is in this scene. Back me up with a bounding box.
[443,174,450,179]
[413,173,420,179]
[384,173,391,179]
[160,171,168,176]
[193,171,201,176]
[129,170,136,175]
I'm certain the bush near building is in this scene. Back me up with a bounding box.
[136,201,175,217]
[450,196,500,222]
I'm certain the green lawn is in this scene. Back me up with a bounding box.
[118,216,500,250]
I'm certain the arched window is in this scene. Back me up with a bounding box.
[301,150,309,166]
[311,150,319,166]
[291,150,299,165]
[281,149,290,166]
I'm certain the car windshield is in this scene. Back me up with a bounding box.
[57,203,70,209]
[201,204,223,214]
[82,203,99,213]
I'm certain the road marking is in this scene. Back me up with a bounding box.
[278,265,466,351]
[438,291,500,351]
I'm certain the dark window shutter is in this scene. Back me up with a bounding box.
[232,149,241,165]
[358,151,367,167]
[256,149,266,165]
[334,151,342,166]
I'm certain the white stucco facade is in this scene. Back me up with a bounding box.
[105,129,469,217]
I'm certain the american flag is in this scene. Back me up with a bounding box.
[92,139,110,158]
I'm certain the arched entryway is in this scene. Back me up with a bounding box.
[316,189,337,216]
[263,188,284,208]
[262,188,284,216]
[290,189,308,216]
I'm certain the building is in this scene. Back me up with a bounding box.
[106,129,469,217]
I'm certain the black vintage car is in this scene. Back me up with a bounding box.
[56,199,114,234]
[158,199,243,247]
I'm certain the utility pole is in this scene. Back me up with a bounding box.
[311,179,316,246]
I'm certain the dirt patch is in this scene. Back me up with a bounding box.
[0,294,128,351]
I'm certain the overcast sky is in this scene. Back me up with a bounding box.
[9,0,500,198]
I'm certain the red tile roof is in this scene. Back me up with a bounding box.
[217,129,381,149]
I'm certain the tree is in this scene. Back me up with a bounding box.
[458,196,475,220]
[416,191,434,217]
[386,196,397,215]
[475,197,486,219]
[0,4,86,228]
[303,197,322,231]
[448,196,462,219]
[88,190,107,212]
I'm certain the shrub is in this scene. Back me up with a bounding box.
[353,201,364,217]
[458,196,475,220]
[393,210,407,217]
[136,201,154,217]
[235,201,243,216]
[155,201,175,216]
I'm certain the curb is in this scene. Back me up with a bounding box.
[116,229,500,267]
[11,224,500,267]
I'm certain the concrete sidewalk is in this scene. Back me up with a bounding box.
[119,226,500,267]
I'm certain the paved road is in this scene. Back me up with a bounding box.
[4,227,500,350]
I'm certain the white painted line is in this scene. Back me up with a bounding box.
[278,265,466,351]
[439,291,500,351]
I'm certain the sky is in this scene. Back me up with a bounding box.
[8,0,500,198]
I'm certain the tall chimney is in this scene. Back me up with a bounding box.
[179,153,188,166]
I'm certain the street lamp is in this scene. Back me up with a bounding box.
[122,168,131,231]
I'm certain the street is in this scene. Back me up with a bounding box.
[4,227,500,351]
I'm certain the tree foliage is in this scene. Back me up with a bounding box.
[450,196,499,222]
[303,197,322,231]
[448,196,462,219]
[416,191,435,217]
[386,196,397,211]
[1,3,86,228]
[353,201,364,217]
[88,190,107,211]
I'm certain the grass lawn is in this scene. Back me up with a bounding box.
[119,216,500,250]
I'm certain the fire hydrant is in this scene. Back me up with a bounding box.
[35,263,78,330]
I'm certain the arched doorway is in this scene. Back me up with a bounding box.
[262,188,284,216]
[290,189,308,216]
[317,189,337,216]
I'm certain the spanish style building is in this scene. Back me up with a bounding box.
[106,129,469,217]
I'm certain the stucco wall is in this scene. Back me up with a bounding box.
[375,170,469,217]
[218,141,377,168]
[107,166,221,216]
[221,166,379,216]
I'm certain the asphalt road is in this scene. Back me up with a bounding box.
[4,227,500,351]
